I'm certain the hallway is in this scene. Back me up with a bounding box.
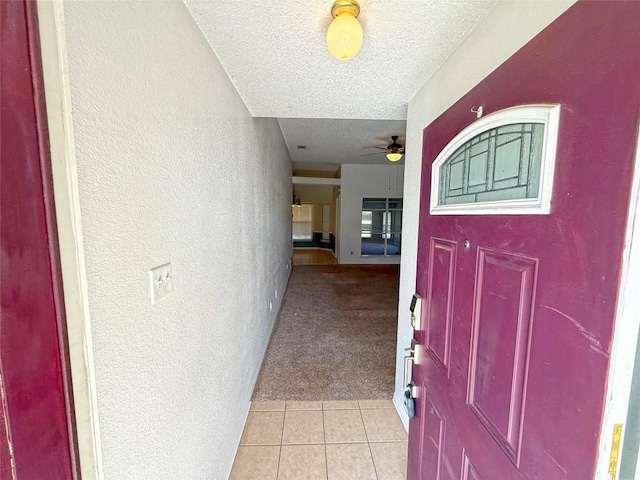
[240,263,406,478]
[13,1,637,478]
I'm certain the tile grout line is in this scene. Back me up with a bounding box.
[275,410,286,480]
[359,405,380,480]
[275,445,282,480]
[323,408,329,480]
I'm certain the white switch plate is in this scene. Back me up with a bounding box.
[149,263,172,304]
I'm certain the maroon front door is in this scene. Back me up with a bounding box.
[1,0,78,478]
[407,2,640,479]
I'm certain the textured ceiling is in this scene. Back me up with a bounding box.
[185,0,496,168]
[279,118,407,173]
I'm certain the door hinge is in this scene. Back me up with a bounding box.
[608,423,623,479]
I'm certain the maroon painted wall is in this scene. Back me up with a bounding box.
[1,0,77,477]
[414,1,640,477]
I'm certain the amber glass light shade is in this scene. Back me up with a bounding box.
[326,2,363,61]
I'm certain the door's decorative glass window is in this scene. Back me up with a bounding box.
[431,105,560,215]
[361,198,402,256]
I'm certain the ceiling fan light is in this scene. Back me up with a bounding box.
[326,1,363,61]
[386,152,403,162]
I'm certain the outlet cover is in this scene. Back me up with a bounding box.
[149,263,172,304]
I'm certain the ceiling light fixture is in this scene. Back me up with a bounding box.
[386,136,404,162]
[326,0,363,61]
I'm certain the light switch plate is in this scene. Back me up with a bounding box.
[149,263,172,304]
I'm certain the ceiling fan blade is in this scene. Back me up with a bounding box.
[362,146,388,150]
[360,152,386,157]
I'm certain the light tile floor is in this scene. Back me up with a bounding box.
[230,400,407,480]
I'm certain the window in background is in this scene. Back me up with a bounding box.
[361,211,372,238]
[383,211,391,239]
[292,204,313,240]
[360,198,402,256]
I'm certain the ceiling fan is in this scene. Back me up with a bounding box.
[361,135,405,162]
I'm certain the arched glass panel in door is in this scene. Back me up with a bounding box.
[430,105,560,215]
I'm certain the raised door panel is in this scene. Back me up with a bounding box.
[467,249,538,465]
[425,238,457,376]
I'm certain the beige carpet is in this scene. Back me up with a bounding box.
[252,264,399,401]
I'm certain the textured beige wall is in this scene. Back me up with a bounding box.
[63,2,292,477]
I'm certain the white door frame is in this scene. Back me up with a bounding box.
[36,1,103,478]
[595,122,640,480]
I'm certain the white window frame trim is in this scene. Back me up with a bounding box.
[430,104,561,215]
